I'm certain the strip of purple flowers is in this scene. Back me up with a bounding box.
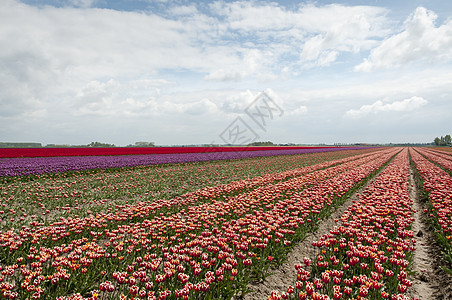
[0,147,374,177]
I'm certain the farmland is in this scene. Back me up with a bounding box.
[0,147,452,299]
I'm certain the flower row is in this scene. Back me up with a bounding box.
[410,148,452,269]
[270,148,416,300]
[416,148,452,173]
[0,146,348,159]
[0,148,369,177]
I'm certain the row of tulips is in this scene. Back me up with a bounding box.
[270,148,416,300]
[0,149,397,299]
[0,148,369,178]
[410,148,452,272]
[0,149,380,231]
[415,148,452,173]
[0,146,341,159]
[430,147,452,155]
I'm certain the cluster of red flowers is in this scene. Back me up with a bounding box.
[0,147,398,299]
[0,146,336,158]
[415,148,452,172]
[410,148,452,269]
[269,148,417,300]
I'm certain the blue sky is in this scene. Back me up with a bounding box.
[1,0,451,145]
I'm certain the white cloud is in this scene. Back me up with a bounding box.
[0,0,247,81]
[356,7,452,71]
[168,5,198,16]
[204,69,244,82]
[287,106,308,116]
[210,1,295,31]
[346,96,428,118]
[183,98,218,115]
[73,79,169,116]
[71,78,224,118]
[220,90,255,114]
[298,5,389,66]
[204,48,268,81]
[68,0,97,8]
[210,2,389,67]
[1,1,451,145]
[0,0,391,108]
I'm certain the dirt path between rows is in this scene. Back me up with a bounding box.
[406,166,436,299]
[238,155,452,300]
[407,165,452,300]
[238,168,385,300]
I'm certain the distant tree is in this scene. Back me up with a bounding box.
[134,141,155,147]
[45,144,70,148]
[247,141,276,146]
[88,141,115,147]
[434,137,441,146]
[434,135,451,146]
[0,142,42,148]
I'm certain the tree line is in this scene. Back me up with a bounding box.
[0,141,156,148]
[434,135,452,146]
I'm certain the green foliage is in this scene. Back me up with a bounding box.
[87,141,116,147]
[127,141,155,147]
[247,141,276,146]
[0,142,42,148]
[434,134,452,146]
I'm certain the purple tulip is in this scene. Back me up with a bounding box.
[0,147,372,177]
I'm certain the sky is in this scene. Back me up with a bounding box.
[1,0,451,146]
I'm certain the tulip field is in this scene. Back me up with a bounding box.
[0,147,335,159]
[410,148,452,273]
[0,147,452,299]
[0,147,362,177]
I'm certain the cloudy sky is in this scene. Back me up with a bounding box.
[1,0,451,145]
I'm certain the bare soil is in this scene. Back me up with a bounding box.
[407,166,452,300]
